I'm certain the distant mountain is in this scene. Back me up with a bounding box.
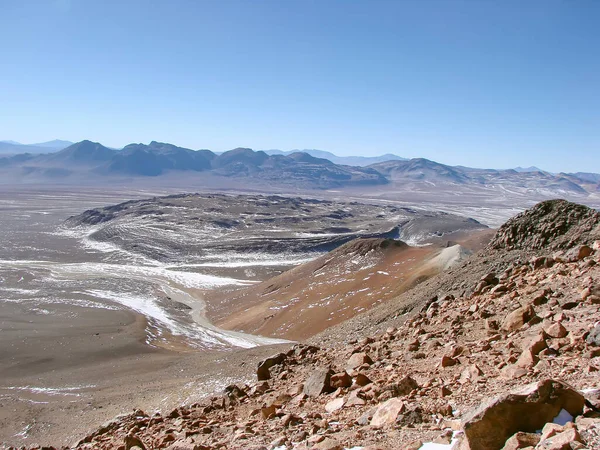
[32,139,74,149]
[371,158,469,184]
[514,166,543,173]
[43,140,116,164]
[0,139,73,155]
[263,149,407,166]
[368,158,590,195]
[107,141,215,176]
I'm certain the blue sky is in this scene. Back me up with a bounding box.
[1,0,598,172]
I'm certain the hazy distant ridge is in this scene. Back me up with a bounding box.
[0,140,598,196]
[264,149,407,166]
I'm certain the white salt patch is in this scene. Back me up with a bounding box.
[553,408,573,426]
[419,443,455,450]
[418,431,462,450]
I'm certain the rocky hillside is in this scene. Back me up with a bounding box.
[488,199,600,251]
[14,200,600,450]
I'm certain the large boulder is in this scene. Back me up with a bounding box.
[502,306,536,332]
[370,398,406,428]
[303,367,334,397]
[459,379,585,450]
[256,352,286,380]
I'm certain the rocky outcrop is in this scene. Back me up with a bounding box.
[489,199,600,251]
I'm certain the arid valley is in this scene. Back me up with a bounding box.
[0,172,599,450]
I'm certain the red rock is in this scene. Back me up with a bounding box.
[124,435,146,450]
[325,397,345,413]
[441,355,458,367]
[545,322,567,339]
[515,349,538,369]
[500,431,540,450]
[459,379,585,450]
[354,372,372,386]
[565,245,592,262]
[502,306,536,332]
[261,404,277,419]
[370,398,405,427]
[459,364,483,384]
[330,371,352,388]
[346,390,367,407]
[540,423,563,442]
[311,437,343,450]
[538,428,581,450]
[346,352,373,371]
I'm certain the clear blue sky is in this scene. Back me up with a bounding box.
[1,0,598,172]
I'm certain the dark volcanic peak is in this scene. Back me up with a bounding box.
[111,141,215,175]
[212,147,269,172]
[488,199,600,251]
[47,140,116,163]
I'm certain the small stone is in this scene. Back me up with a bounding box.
[441,355,458,367]
[538,428,581,450]
[311,437,343,450]
[565,245,592,262]
[501,431,540,450]
[545,322,568,339]
[459,364,483,383]
[325,397,345,413]
[330,371,352,388]
[354,372,372,386]
[261,404,277,419]
[540,423,564,442]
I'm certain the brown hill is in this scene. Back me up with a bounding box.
[207,235,484,341]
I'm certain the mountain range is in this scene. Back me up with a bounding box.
[0,139,73,154]
[263,149,407,166]
[0,140,386,188]
[0,139,599,196]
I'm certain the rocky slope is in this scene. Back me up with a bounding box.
[11,199,600,450]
